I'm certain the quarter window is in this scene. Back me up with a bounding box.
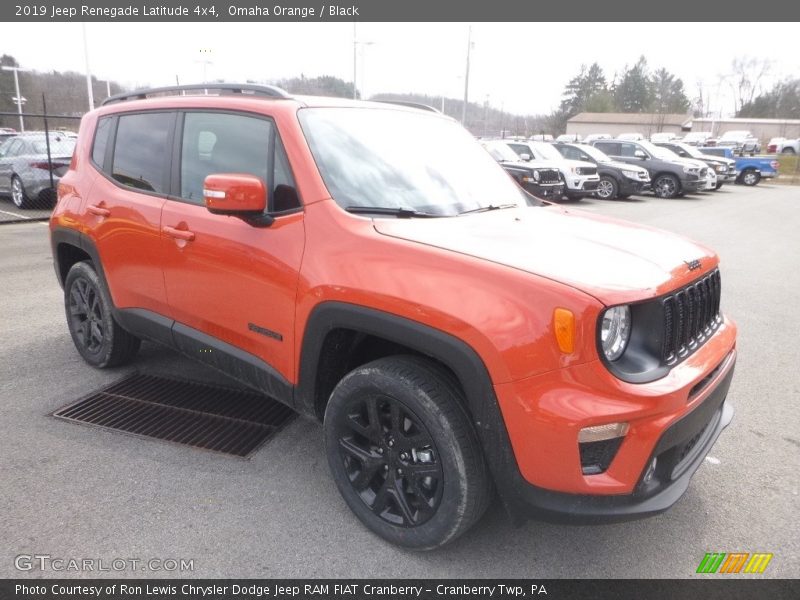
[112,112,173,193]
[92,117,112,168]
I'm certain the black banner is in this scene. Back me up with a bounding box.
[3,0,800,22]
[1,580,799,600]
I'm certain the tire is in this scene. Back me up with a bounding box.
[714,182,724,190]
[739,169,761,186]
[595,176,618,200]
[11,175,31,209]
[652,174,680,198]
[64,261,141,368]
[323,355,491,550]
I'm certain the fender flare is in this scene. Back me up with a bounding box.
[295,301,532,515]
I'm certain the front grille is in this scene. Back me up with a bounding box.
[662,269,722,363]
[538,168,561,184]
[577,167,597,176]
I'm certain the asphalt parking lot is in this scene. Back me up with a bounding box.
[1,183,798,579]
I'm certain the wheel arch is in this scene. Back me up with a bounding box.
[295,302,524,509]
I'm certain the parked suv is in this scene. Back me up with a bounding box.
[654,141,737,189]
[592,139,708,198]
[554,142,651,200]
[50,84,737,550]
[505,140,600,200]
[481,139,565,199]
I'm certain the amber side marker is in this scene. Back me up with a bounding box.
[52,372,295,457]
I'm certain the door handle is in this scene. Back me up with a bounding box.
[87,204,110,217]
[163,225,195,242]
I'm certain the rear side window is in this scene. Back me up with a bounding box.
[595,142,620,156]
[112,112,173,193]
[92,117,111,167]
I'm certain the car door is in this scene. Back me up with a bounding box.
[0,138,24,192]
[84,112,173,317]
[160,110,305,383]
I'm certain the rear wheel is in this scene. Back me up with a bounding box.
[595,176,618,200]
[11,175,31,209]
[324,355,490,550]
[64,261,141,368]
[782,147,795,155]
[739,169,761,186]
[653,174,680,198]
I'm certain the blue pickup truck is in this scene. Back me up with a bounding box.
[700,147,780,185]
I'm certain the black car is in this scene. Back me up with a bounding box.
[654,141,736,189]
[554,143,651,200]
[481,140,565,199]
[592,139,707,199]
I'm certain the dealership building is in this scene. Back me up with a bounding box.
[567,112,800,141]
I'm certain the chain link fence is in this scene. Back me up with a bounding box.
[0,97,82,222]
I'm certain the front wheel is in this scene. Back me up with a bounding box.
[324,355,491,550]
[739,169,761,186]
[595,176,619,200]
[64,261,141,368]
[653,174,680,198]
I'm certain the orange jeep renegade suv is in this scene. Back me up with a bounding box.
[50,84,737,549]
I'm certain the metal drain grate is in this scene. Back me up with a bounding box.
[53,373,296,457]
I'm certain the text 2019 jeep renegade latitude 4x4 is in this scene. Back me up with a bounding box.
[50,84,737,550]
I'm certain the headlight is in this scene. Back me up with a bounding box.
[532,170,541,182]
[621,169,641,179]
[682,165,697,174]
[715,164,726,173]
[600,305,631,361]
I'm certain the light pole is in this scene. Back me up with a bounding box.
[81,23,94,110]
[461,25,473,126]
[1,65,29,131]
[352,25,376,100]
[196,48,213,85]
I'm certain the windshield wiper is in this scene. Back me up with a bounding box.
[458,203,518,216]
[345,205,441,218]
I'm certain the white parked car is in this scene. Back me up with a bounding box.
[682,131,714,146]
[778,138,799,155]
[505,139,601,200]
[650,132,679,143]
[555,133,582,142]
[717,130,761,155]
[617,132,645,141]
[582,133,613,144]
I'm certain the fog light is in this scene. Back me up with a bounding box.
[578,422,629,443]
[578,423,628,475]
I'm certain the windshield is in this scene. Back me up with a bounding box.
[671,142,704,159]
[577,144,613,162]
[638,140,678,160]
[299,108,527,216]
[481,140,523,163]
[529,142,563,161]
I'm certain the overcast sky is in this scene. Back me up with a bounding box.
[2,22,798,115]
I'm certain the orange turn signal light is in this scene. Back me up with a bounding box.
[553,308,575,354]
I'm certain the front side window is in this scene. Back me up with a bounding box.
[112,112,173,193]
[180,112,275,206]
[299,107,528,217]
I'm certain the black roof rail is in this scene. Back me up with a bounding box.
[102,83,291,106]
[373,100,440,113]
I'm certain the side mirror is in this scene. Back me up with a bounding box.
[204,173,266,215]
[519,153,531,161]
[634,150,647,159]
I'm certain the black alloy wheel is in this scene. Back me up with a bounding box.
[335,393,443,527]
[68,275,105,354]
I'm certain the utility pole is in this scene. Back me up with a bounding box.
[461,25,472,126]
[81,23,94,110]
[1,65,29,132]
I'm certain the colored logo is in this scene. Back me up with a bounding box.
[697,552,773,574]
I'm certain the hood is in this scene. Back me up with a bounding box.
[559,158,596,170]
[373,206,716,305]
[502,158,562,171]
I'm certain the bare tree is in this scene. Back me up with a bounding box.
[728,56,772,114]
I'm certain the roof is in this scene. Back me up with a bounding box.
[568,112,691,126]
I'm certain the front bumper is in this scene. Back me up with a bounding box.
[618,177,651,196]
[492,317,737,522]
[565,176,600,198]
[524,182,565,199]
